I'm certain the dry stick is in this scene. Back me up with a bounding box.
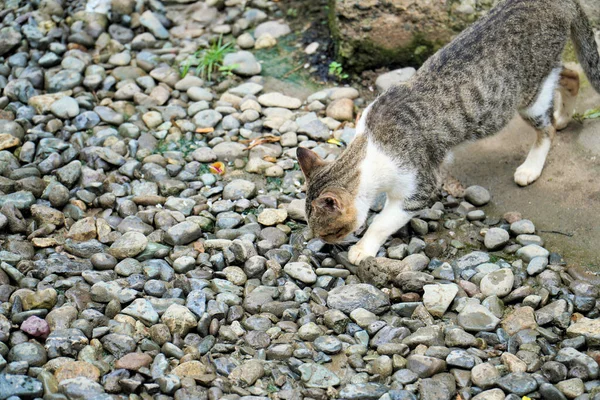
[282,64,304,79]
[540,230,574,237]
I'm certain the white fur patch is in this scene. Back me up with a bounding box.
[353,139,417,230]
[355,103,373,137]
[521,68,561,125]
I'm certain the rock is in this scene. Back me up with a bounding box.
[161,304,197,336]
[458,304,500,332]
[339,383,388,400]
[258,92,302,109]
[407,355,446,378]
[55,361,101,382]
[472,389,505,400]
[329,0,494,71]
[140,11,169,39]
[223,179,256,200]
[299,363,340,388]
[257,208,287,226]
[284,262,317,284]
[484,228,510,250]
[464,185,491,206]
[471,362,500,389]
[327,284,390,315]
[0,374,43,399]
[501,306,538,336]
[326,98,354,121]
[567,317,600,346]
[255,33,277,49]
[375,67,416,91]
[50,96,80,119]
[254,21,291,38]
[229,360,264,386]
[480,268,514,297]
[496,372,538,396]
[0,27,22,56]
[223,51,262,76]
[422,284,458,317]
[114,353,153,371]
[109,232,148,259]
[510,219,535,235]
[516,244,549,262]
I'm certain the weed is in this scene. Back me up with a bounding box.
[180,35,234,81]
[286,8,298,18]
[328,61,348,80]
[573,107,600,123]
[155,138,199,157]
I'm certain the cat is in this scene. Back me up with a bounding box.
[297,0,600,265]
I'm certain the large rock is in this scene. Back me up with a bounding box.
[328,0,496,71]
[327,284,390,315]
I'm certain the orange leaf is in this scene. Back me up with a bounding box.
[196,127,215,134]
[263,156,277,163]
[209,161,225,175]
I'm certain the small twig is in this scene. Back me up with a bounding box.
[282,64,304,79]
[540,230,574,237]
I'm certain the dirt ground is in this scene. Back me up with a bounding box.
[451,77,600,269]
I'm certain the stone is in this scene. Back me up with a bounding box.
[299,363,340,388]
[161,305,197,336]
[50,96,80,118]
[255,21,291,38]
[480,268,514,297]
[407,355,446,378]
[501,306,538,336]
[567,317,600,346]
[496,372,538,396]
[471,362,500,389]
[327,284,390,315]
[375,67,416,91]
[484,228,510,250]
[326,98,354,121]
[284,262,317,284]
[258,208,287,226]
[223,179,256,200]
[422,284,458,317]
[458,304,500,332]
[55,361,101,382]
[516,244,549,262]
[258,92,302,109]
[223,51,262,76]
[109,232,148,259]
[464,185,491,206]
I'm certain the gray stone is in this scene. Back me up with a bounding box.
[327,284,390,315]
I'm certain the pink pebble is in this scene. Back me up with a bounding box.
[20,316,50,339]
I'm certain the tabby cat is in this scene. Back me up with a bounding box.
[297,0,600,265]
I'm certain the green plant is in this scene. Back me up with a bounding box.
[328,61,348,80]
[573,107,600,123]
[180,35,234,80]
[286,8,298,18]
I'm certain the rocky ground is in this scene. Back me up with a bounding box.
[1,0,600,400]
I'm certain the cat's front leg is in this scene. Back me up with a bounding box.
[348,199,412,265]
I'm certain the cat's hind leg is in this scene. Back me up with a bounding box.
[516,68,561,187]
[553,68,580,130]
[348,198,412,265]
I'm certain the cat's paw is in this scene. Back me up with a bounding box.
[348,243,377,265]
[514,165,541,187]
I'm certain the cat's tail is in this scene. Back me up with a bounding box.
[571,1,600,93]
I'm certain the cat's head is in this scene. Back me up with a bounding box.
[297,147,358,243]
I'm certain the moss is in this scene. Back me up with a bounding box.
[328,0,446,72]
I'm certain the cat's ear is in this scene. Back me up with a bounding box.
[297,147,325,179]
[313,192,343,213]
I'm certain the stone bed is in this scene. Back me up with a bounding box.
[0,0,599,399]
